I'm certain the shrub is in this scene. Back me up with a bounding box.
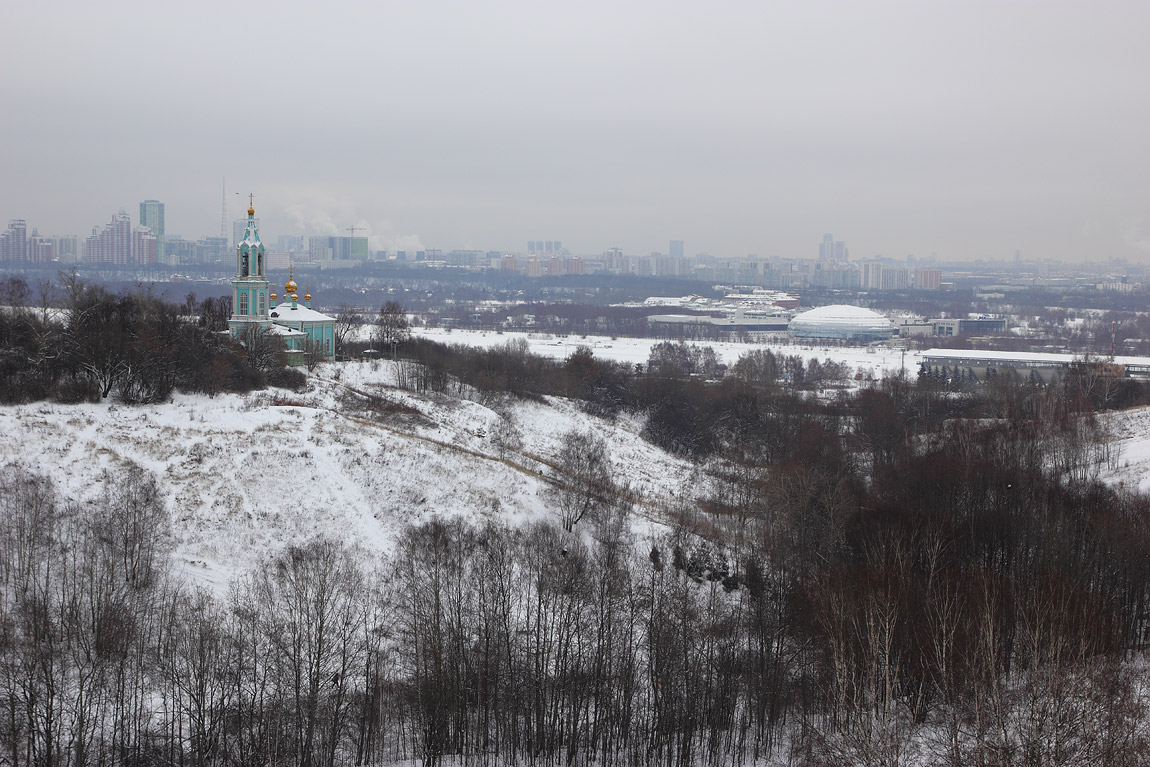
[265,366,308,392]
[53,376,100,404]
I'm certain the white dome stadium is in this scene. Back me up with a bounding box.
[788,304,894,342]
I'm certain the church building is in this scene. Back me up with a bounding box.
[228,198,336,365]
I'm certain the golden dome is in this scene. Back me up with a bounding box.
[285,270,298,295]
[270,290,277,301]
[304,285,311,301]
[248,206,255,216]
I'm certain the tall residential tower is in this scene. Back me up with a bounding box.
[139,200,165,263]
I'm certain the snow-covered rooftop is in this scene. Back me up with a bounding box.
[789,304,894,339]
[922,348,1150,367]
[792,304,889,324]
[270,303,333,322]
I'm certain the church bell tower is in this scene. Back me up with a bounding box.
[227,195,271,341]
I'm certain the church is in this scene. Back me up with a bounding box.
[227,198,336,365]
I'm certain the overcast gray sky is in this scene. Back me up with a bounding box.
[3,0,1148,261]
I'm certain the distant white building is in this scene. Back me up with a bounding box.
[789,305,894,342]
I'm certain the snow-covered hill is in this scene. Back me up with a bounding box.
[9,346,1150,594]
[2,360,694,591]
[1097,405,1150,493]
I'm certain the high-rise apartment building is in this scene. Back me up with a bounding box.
[860,261,883,290]
[527,240,562,255]
[139,200,165,264]
[669,240,684,260]
[275,234,303,253]
[27,229,53,262]
[308,235,369,261]
[53,235,79,263]
[0,219,27,261]
[915,269,942,290]
[819,233,849,262]
[85,212,132,265]
[881,266,910,290]
[132,227,158,264]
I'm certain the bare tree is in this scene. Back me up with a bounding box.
[239,325,286,371]
[491,413,523,460]
[548,429,615,532]
[374,301,410,358]
[237,539,371,767]
[0,275,31,309]
[162,588,237,767]
[333,305,364,358]
[303,337,327,372]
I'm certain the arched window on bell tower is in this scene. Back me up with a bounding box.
[239,292,249,315]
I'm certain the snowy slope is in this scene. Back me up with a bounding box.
[1096,405,1150,493]
[2,361,694,591]
[418,330,1150,493]
[10,348,1150,593]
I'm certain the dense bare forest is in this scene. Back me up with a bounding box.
[5,280,1150,765]
[4,397,1150,767]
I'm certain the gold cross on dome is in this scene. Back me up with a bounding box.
[249,193,254,207]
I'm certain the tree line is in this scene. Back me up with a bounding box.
[381,332,1149,460]
[0,276,306,404]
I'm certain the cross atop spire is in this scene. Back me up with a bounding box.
[248,193,255,216]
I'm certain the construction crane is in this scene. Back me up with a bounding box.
[347,225,362,237]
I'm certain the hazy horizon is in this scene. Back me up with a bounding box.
[3,1,1149,262]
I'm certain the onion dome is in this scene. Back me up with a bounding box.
[285,270,298,296]
[270,290,277,302]
[304,286,312,301]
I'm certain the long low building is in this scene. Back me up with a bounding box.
[898,317,1009,337]
[919,348,1150,383]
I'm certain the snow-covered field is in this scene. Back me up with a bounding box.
[2,361,693,591]
[413,326,920,378]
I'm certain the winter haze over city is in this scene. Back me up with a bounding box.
[4,0,1150,262]
[5,2,1150,766]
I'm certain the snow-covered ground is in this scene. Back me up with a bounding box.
[8,344,1150,593]
[413,327,921,379]
[2,361,693,591]
[1097,405,1150,493]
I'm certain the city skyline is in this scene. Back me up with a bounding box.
[1,204,1143,270]
[2,1,1149,262]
